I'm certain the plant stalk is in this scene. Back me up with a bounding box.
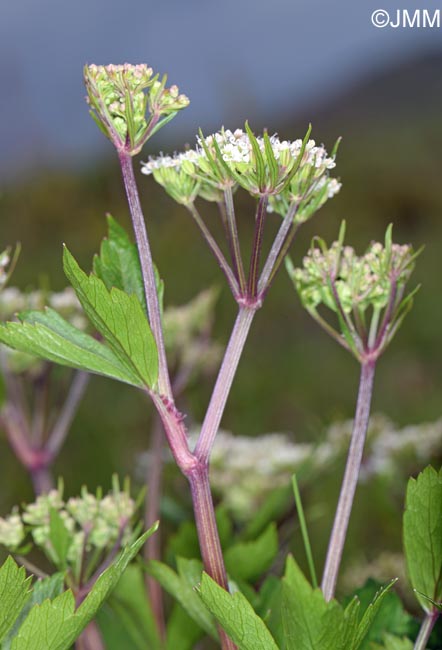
[118,150,172,399]
[414,610,439,650]
[187,463,237,650]
[223,186,247,294]
[195,306,256,464]
[321,360,376,601]
[247,195,268,298]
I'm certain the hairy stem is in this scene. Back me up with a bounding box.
[247,195,268,298]
[187,463,237,650]
[414,610,439,650]
[195,307,256,464]
[118,150,172,398]
[321,360,376,601]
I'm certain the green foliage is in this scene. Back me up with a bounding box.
[199,573,279,650]
[0,558,32,644]
[98,565,161,650]
[147,557,218,641]
[224,524,278,582]
[10,528,153,650]
[281,556,395,650]
[0,308,142,386]
[370,633,414,650]
[63,247,158,389]
[93,215,146,312]
[346,580,413,649]
[403,466,442,613]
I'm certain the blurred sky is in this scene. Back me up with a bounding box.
[1,0,442,178]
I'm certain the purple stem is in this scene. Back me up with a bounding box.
[187,462,237,650]
[186,203,240,297]
[321,360,376,601]
[223,186,247,294]
[194,306,256,464]
[414,610,439,650]
[257,203,298,294]
[144,415,166,641]
[118,150,172,399]
[247,195,268,298]
[46,371,89,457]
[75,621,105,650]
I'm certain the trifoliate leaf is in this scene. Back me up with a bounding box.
[199,573,279,650]
[403,466,442,613]
[64,247,158,389]
[0,308,142,387]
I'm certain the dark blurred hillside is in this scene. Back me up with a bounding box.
[0,51,441,503]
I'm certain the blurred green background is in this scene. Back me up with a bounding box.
[1,2,442,594]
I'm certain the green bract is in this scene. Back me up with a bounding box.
[288,224,420,361]
[84,64,189,154]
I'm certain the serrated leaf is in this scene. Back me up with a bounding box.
[11,527,155,650]
[199,573,278,650]
[0,557,32,643]
[63,247,158,389]
[0,308,143,387]
[2,574,64,650]
[147,559,218,640]
[282,556,348,650]
[93,215,146,311]
[224,524,278,582]
[403,466,442,613]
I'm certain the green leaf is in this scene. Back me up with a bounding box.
[166,603,204,650]
[147,559,218,640]
[403,466,442,613]
[345,579,412,649]
[103,564,161,650]
[282,556,348,650]
[2,574,64,650]
[63,247,158,389]
[48,509,72,570]
[353,580,397,649]
[0,557,32,643]
[224,524,278,582]
[93,215,146,312]
[199,573,279,650]
[0,308,143,387]
[370,634,414,650]
[11,527,155,650]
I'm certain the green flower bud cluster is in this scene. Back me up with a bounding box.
[141,125,340,216]
[0,511,25,549]
[0,480,137,577]
[85,64,189,154]
[288,224,420,360]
